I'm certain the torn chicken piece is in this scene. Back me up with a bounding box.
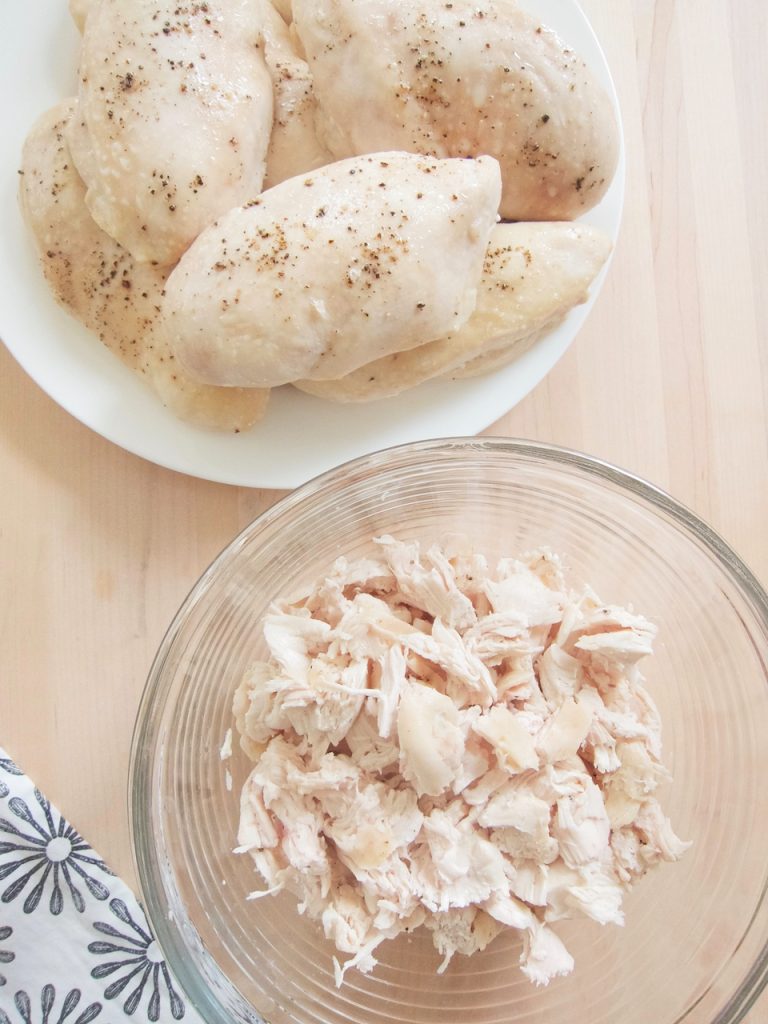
[376,536,477,631]
[398,682,464,797]
[536,697,593,764]
[233,536,689,987]
[552,775,611,869]
[472,706,540,775]
[485,563,566,629]
[480,783,559,865]
[520,921,575,986]
[427,908,504,974]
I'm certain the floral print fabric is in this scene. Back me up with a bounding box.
[0,749,200,1023]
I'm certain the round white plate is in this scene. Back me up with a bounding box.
[0,0,624,489]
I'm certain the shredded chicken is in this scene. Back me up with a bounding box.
[233,537,689,986]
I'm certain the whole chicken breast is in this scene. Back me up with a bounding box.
[293,0,619,220]
[67,0,274,266]
[295,221,611,402]
[20,101,269,431]
[162,151,501,387]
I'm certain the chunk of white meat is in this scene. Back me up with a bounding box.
[280,657,368,748]
[536,697,593,764]
[258,0,333,188]
[295,223,611,402]
[244,740,333,882]
[462,612,529,666]
[344,711,400,773]
[484,565,565,628]
[551,774,611,869]
[566,606,658,683]
[538,643,581,707]
[162,152,501,387]
[496,655,538,703]
[480,783,559,864]
[519,921,575,986]
[366,863,426,933]
[544,864,625,927]
[293,0,619,220]
[20,102,269,431]
[610,827,645,884]
[576,686,621,774]
[414,808,508,912]
[321,883,377,956]
[404,618,497,707]
[68,0,273,266]
[482,892,536,931]
[633,800,692,865]
[523,550,568,592]
[284,751,360,798]
[426,908,503,973]
[508,861,549,907]
[237,770,280,852]
[398,682,464,796]
[375,644,406,739]
[452,709,494,794]
[334,592,411,662]
[233,661,289,751]
[262,609,332,680]
[302,555,396,624]
[472,706,540,775]
[324,783,422,873]
[375,536,477,631]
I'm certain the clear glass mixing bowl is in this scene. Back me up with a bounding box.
[130,438,768,1024]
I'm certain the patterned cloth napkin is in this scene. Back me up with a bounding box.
[0,747,203,1024]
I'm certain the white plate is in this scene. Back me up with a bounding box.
[0,0,624,489]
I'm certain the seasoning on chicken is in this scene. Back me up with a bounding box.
[19,101,269,431]
[233,537,690,985]
[163,152,501,388]
[292,0,619,220]
[68,0,274,265]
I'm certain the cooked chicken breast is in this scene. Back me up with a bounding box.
[162,151,501,387]
[20,101,269,431]
[295,222,610,401]
[67,0,273,265]
[293,0,619,220]
[259,0,333,188]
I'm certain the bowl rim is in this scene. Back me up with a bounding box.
[129,436,768,1024]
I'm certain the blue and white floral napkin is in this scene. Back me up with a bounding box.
[0,747,202,1024]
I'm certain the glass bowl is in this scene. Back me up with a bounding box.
[130,438,768,1024]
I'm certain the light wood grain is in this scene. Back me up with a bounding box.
[0,0,765,1017]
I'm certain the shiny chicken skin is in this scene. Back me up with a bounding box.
[296,221,611,402]
[293,0,619,220]
[162,151,502,387]
[20,101,269,431]
[67,0,274,266]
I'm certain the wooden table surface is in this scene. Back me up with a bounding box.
[1,0,766,1017]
